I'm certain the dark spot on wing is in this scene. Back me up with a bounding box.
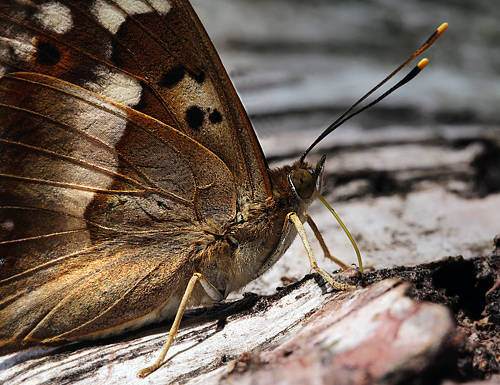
[35,40,61,66]
[186,106,205,130]
[160,66,186,88]
[192,71,205,84]
[209,109,222,124]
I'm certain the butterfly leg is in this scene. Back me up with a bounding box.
[287,212,354,291]
[137,272,222,378]
[305,214,351,270]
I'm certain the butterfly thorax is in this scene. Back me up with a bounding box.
[209,159,324,297]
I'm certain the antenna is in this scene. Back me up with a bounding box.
[299,23,448,164]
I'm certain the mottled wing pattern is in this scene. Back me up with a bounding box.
[0,0,271,201]
[0,61,235,346]
[0,0,270,350]
[1,0,268,349]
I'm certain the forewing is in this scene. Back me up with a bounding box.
[0,72,236,348]
[0,0,271,201]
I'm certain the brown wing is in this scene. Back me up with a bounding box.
[0,72,235,348]
[0,0,271,202]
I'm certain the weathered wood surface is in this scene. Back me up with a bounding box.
[0,278,457,384]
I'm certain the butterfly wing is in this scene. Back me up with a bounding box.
[0,72,236,349]
[0,0,271,202]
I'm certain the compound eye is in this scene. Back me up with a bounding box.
[290,169,314,199]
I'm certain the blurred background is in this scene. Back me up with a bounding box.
[191,0,500,295]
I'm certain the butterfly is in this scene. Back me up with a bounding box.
[0,0,447,377]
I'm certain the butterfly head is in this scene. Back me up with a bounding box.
[289,155,326,202]
[269,155,325,213]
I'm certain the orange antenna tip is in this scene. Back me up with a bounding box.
[437,23,449,35]
[418,58,429,69]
